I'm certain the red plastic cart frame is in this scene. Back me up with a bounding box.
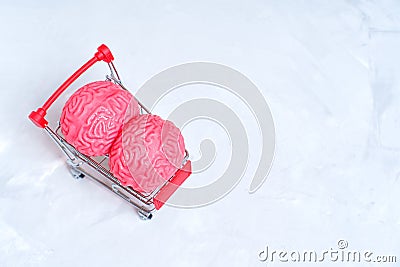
[29,44,114,128]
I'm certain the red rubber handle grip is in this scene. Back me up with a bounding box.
[153,160,192,210]
[29,44,114,128]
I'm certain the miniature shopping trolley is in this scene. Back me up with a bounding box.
[29,44,192,220]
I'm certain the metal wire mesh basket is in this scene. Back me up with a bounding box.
[29,44,192,220]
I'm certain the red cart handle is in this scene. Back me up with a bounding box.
[29,44,114,128]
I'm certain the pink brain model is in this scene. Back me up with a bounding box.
[60,81,139,156]
[109,114,185,193]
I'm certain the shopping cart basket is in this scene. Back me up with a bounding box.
[29,44,192,220]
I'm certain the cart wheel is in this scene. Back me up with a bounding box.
[70,168,85,180]
[138,210,153,220]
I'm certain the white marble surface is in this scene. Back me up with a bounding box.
[0,1,399,266]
